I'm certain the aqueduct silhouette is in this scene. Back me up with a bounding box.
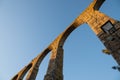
[12,0,120,80]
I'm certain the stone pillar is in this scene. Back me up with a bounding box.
[98,21,120,65]
[83,9,120,65]
[44,47,64,80]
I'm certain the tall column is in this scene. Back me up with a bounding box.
[44,47,64,80]
[85,10,120,65]
[98,21,120,65]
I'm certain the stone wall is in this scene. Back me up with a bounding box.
[98,21,120,65]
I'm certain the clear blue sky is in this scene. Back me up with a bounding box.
[0,0,120,80]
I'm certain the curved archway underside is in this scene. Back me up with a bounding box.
[12,0,120,80]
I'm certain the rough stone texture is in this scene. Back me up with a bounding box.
[74,0,120,65]
[11,48,50,80]
[44,47,64,80]
[98,21,120,65]
[81,7,120,65]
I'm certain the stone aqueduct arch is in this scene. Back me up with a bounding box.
[12,0,120,80]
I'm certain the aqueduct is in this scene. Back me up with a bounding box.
[12,0,120,80]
